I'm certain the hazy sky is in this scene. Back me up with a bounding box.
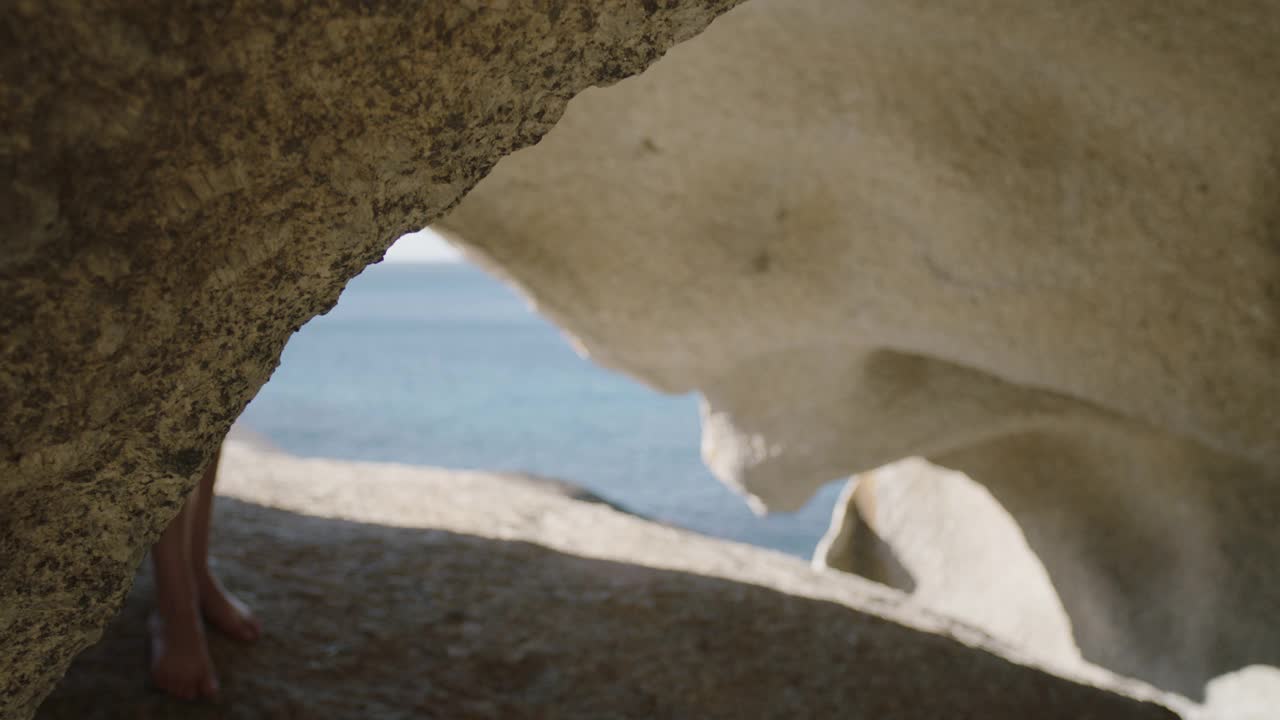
[383,228,463,263]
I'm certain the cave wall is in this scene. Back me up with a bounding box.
[6,0,1279,716]
[433,0,1280,701]
[0,2,742,716]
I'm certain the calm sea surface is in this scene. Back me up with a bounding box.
[240,262,842,557]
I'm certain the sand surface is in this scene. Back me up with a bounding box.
[37,440,1182,719]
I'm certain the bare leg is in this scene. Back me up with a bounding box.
[149,488,219,700]
[190,450,262,642]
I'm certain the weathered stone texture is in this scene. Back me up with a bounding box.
[435,0,1280,702]
[0,2,739,716]
[813,459,1082,669]
[38,440,1185,719]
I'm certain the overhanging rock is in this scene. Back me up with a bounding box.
[436,0,1280,702]
[0,2,741,716]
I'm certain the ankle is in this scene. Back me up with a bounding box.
[195,570,233,603]
[153,605,204,640]
[154,583,201,623]
[190,557,211,578]
[193,564,220,587]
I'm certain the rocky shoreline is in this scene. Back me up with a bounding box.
[38,440,1183,719]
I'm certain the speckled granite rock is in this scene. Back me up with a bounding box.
[37,441,1184,720]
[0,2,740,716]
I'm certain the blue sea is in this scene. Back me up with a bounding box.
[240,262,842,558]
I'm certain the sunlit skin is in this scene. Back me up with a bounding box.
[149,449,261,701]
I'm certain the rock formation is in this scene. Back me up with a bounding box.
[814,459,1280,718]
[39,439,1184,719]
[813,459,1081,669]
[814,427,1280,699]
[0,2,741,716]
[435,0,1280,700]
[6,0,1280,715]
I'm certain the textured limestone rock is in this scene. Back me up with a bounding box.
[811,421,1280,700]
[933,427,1280,698]
[0,2,741,716]
[813,459,1081,670]
[39,440,1184,719]
[435,0,1280,700]
[816,458,1280,719]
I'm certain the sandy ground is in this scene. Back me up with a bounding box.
[36,440,1184,719]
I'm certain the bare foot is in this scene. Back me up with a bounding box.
[199,572,262,643]
[148,612,220,701]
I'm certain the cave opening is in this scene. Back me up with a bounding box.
[237,228,845,559]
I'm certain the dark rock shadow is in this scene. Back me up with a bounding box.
[37,497,1178,720]
[838,497,918,595]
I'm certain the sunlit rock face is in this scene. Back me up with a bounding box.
[819,441,1280,714]
[0,2,741,716]
[437,0,1280,701]
[813,459,1082,671]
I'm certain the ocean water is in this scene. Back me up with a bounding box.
[240,262,843,558]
